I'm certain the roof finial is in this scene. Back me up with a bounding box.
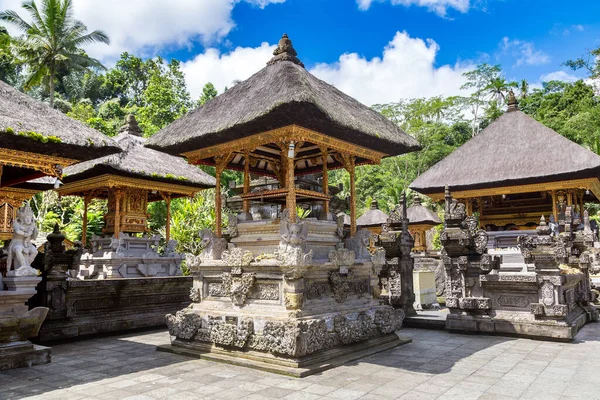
[412,191,422,206]
[506,90,519,112]
[370,199,378,210]
[120,114,143,137]
[267,33,305,68]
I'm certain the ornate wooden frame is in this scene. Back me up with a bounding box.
[0,147,76,177]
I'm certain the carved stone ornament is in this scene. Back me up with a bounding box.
[284,293,303,310]
[199,229,228,261]
[329,271,351,303]
[166,310,202,339]
[371,247,386,276]
[190,287,201,303]
[344,229,373,260]
[227,213,238,238]
[208,316,253,348]
[7,201,39,275]
[222,247,253,267]
[276,247,313,280]
[222,269,256,306]
[328,249,355,267]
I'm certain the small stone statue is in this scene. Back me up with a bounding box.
[279,208,309,252]
[344,229,373,260]
[198,229,227,261]
[7,202,39,276]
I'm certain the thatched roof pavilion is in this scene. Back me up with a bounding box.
[58,115,216,244]
[147,33,419,235]
[0,81,120,240]
[357,200,388,233]
[0,80,120,186]
[410,91,600,228]
[407,193,441,252]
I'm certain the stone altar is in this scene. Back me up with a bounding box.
[30,225,192,342]
[442,187,598,340]
[160,210,408,377]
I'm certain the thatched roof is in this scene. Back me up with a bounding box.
[147,34,419,157]
[0,80,120,160]
[62,116,216,190]
[407,194,441,226]
[357,199,388,227]
[410,106,600,195]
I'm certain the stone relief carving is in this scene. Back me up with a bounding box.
[166,310,202,340]
[249,284,280,300]
[208,316,253,348]
[190,288,201,303]
[227,213,238,238]
[371,247,386,276]
[344,229,373,260]
[222,269,256,306]
[221,247,253,267]
[329,271,351,303]
[275,209,313,279]
[199,229,228,261]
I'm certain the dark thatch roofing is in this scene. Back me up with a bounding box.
[62,116,216,190]
[0,80,120,160]
[357,200,389,227]
[147,34,420,157]
[410,108,600,195]
[407,194,441,226]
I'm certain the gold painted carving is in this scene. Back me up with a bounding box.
[0,147,75,177]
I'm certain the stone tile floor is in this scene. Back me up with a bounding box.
[1,321,599,400]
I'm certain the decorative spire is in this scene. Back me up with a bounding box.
[119,114,143,137]
[370,199,379,210]
[536,215,551,236]
[267,34,305,68]
[506,90,519,112]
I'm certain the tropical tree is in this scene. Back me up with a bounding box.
[485,77,517,105]
[0,0,110,107]
[197,82,218,106]
[520,79,529,98]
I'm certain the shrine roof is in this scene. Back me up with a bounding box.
[410,94,600,196]
[0,80,120,160]
[357,200,389,227]
[61,116,216,191]
[407,194,441,226]
[146,34,420,158]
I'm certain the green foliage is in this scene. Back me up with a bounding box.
[0,0,110,107]
[197,82,218,106]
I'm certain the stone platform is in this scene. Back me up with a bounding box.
[0,341,51,371]
[35,276,192,342]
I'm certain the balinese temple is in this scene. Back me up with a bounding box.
[148,34,419,375]
[0,80,119,371]
[410,91,600,241]
[406,193,441,252]
[357,199,388,234]
[57,115,216,279]
[0,80,119,241]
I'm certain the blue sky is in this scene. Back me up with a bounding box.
[1,0,598,104]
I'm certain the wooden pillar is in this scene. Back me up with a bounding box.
[82,193,91,246]
[321,147,329,215]
[0,164,3,186]
[339,155,357,235]
[551,190,558,223]
[579,190,585,216]
[567,190,573,207]
[466,199,473,216]
[114,189,122,239]
[286,141,297,223]
[214,154,232,238]
[165,194,171,243]
[243,150,250,213]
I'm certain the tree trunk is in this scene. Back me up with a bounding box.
[49,69,55,108]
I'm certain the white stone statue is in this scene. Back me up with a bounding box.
[7,202,39,276]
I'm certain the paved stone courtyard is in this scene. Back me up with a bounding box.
[2,321,599,400]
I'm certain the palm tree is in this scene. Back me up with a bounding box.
[0,0,110,107]
[520,79,529,98]
[484,77,517,106]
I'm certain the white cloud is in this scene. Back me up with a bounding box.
[0,0,284,61]
[573,24,585,32]
[500,37,550,66]
[182,42,276,97]
[183,31,474,106]
[356,0,470,17]
[540,71,579,83]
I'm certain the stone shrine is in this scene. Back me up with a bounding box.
[150,34,420,375]
[442,187,598,340]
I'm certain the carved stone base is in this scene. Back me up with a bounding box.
[158,333,410,377]
[35,277,192,342]
[0,341,51,371]
[445,311,591,341]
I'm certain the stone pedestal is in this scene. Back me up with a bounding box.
[3,275,41,293]
[160,218,409,377]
